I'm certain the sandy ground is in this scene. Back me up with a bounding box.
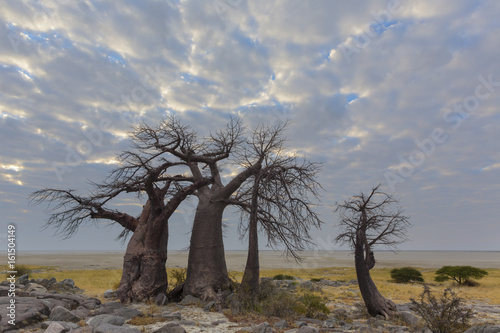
[12,250,500,271]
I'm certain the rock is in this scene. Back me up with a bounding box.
[114,307,143,319]
[0,297,50,330]
[275,319,289,329]
[179,295,204,306]
[88,314,126,328]
[156,292,167,306]
[24,282,48,294]
[300,281,321,292]
[103,289,116,299]
[297,327,319,333]
[92,301,125,315]
[253,322,272,333]
[295,320,307,327]
[299,317,323,326]
[464,326,500,333]
[153,322,187,333]
[81,298,101,310]
[400,311,419,326]
[240,322,272,333]
[322,318,337,328]
[62,279,75,288]
[41,321,80,330]
[94,323,141,333]
[49,306,82,322]
[44,322,67,333]
[16,274,30,285]
[73,305,90,318]
[160,311,182,320]
[204,301,215,311]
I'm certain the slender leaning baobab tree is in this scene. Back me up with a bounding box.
[234,132,323,299]
[335,185,410,319]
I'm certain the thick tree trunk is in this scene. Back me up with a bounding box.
[117,207,169,303]
[354,239,396,319]
[183,196,232,300]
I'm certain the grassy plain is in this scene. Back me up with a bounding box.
[3,265,499,305]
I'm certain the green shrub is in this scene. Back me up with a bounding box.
[391,267,424,283]
[273,274,295,280]
[260,290,305,318]
[310,278,322,283]
[411,286,473,333]
[8,265,32,279]
[434,266,488,286]
[298,293,330,319]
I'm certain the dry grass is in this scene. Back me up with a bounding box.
[5,265,499,306]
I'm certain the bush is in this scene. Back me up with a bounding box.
[391,267,424,283]
[298,293,330,319]
[434,266,488,286]
[272,274,295,280]
[310,278,322,282]
[7,265,32,279]
[410,286,474,333]
[169,268,187,287]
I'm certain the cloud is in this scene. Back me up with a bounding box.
[0,0,499,251]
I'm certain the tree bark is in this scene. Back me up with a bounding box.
[240,176,261,298]
[354,232,396,319]
[117,203,169,303]
[183,196,232,300]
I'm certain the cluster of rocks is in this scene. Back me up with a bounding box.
[262,277,358,293]
[1,274,499,333]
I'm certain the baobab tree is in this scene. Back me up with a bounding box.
[234,132,323,299]
[30,116,240,303]
[334,185,410,319]
[182,122,290,300]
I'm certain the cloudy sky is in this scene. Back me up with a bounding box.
[1,0,499,253]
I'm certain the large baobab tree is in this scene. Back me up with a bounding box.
[334,185,410,319]
[234,131,323,299]
[181,123,279,299]
[30,116,240,303]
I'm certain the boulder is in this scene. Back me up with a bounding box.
[297,326,319,333]
[49,306,82,322]
[275,319,288,329]
[156,292,167,306]
[16,274,30,285]
[88,314,126,328]
[400,311,419,326]
[24,283,48,294]
[44,322,67,333]
[94,323,141,333]
[153,322,187,333]
[179,295,204,306]
[114,307,143,319]
[103,289,116,299]
[41,321,80,330]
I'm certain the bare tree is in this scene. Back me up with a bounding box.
[181,123,280,300]
[233,129,323,299]
[30,116,240,303]
[334,185,410,319]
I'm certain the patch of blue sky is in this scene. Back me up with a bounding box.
[179,72,216,86]
[6,24,74,50]
[345,93,359,104]
[369,19,398,36]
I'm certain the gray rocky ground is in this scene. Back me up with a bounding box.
[0,275,499,333]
